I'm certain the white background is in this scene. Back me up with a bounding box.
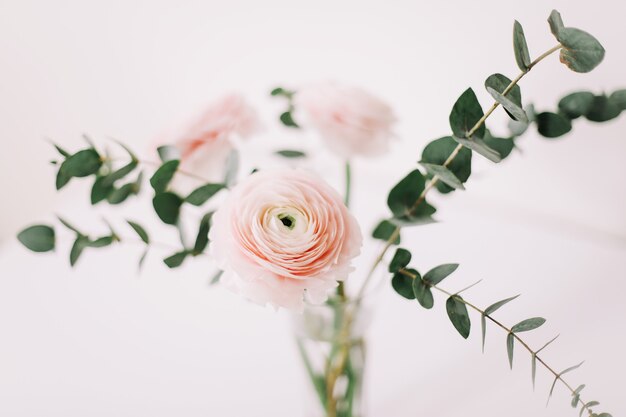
[0,0,625,416]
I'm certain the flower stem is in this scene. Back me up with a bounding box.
[344,159,352,208]
[356,43,563,300]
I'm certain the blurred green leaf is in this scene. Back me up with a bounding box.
[389,248,411,273]
[486,87,528,122]
[412,276,434,309]
[150,160,179,193]
[157,145,180,162]
[185,183,226,206]
[387,169,436,222]
[483,131,515,159]
[446,296,471,339]
[91,176,113,204]
[152,192,183,225]
[481,313,487,353]
[164,251,189,268]
[57,217,83,235]
[107,183,135,205]
[87,236,113,248]
[193,212,213,254]
[558,91,595,119]
[275,149,307,158]
[507,333,515,369]
[419,162,465,190]
[392,269,416,300]
[61,149,102,178]
[585,95,621,122]
[69,236,89,266]
[511,317,546,333]
[610,89,626,110]
[531,353,537,388]
[453,136,502,163]
[127,220,150,244]
[101,160,137,187]
[372,219,400,244]
[17,225,55,252]
[548,10,564,37]
[280,111,299,128]
[536,112,572,138]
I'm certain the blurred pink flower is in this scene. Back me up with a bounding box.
[209,169,362,311]
[169,94,261,187]
[295,82,396,158]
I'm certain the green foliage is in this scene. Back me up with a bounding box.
[548,10,564,37]
[446,296,471,339]
[280,111,299,128]
[387,169,436,223]
[559,92,595,119]
[586,95,621,122]
[485,73,524,121]
[449,88,486,139]
[107,183,135,205]
[70,236,89,266]
[610,89,626,110]
[423,263,458,285]
[483,131,515,159]
[185,183,226,206]
[513,21,532,71]
[507,333,515,369]
[127,220,150,244]
[372,219,400,244]
[391,269,417,300]
[557,28,605,73]
[193,212,213,254]
[150,160,179,193]
[487,87,528,122]
[157,145,180,162]
[152,192,183,225]
[275,149,307,158]
[484,295,520,315]
[61,149,102,178]
[421,136,472,194]
[389,248,411,273]
[91,177,114,204]
[164,251,189,268]
[17,225,55,252]
[511,317,546,333]
[536,112,572,138]
[412,276,434,309]
[419,162,465,190]
[453,136,502,163]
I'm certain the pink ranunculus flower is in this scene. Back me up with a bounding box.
[295,82,397,158]
[168,94,261,189]
[209,169,362,311]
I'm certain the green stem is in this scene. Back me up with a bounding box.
[344,160,352,208]
[356,43,563,300]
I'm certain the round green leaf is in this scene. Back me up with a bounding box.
[152,192,183,225]
[372,219,400,244]
[449,88,485,139]
[61,149,102,178]
[558,91,595,119]
[412,277,434,309]
[585,95,621,122]
[558,28,605,73]
[150,160,179,193]
[389,248,412,273]
[387,169,436,222]
[17,225,55,252]
[392,270,416,300]
[536,112,572,138]
[610,89,626,110]
[513,20,531,71]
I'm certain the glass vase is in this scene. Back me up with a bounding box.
[291,297,374,417]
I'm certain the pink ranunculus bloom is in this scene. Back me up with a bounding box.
[209,169,362,311]
[170,94,261,188]
[295,82,397,158]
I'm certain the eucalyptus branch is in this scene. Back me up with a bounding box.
[397,267,602,416]
[357,43,563,300]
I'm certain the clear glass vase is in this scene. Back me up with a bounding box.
[291,297,374,417]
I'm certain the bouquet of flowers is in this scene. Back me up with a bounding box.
[17,9,620,417]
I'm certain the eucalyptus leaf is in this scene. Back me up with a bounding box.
[453,136,502,163]
[419,162,465,190]
[56,168,71,190]
[275,150,307,158]
[389,248,411,273]
[387,169,436,222]
[372,219,400,244]
[610,89,626,110]
[558,28,605,73]
[513,20,532,71]
[446,296,471,339]
[60,149,102,178]
[280,111,299,128]
[127,220,150,244]
[585,95,621,122]
[101,160,137,187]
[423,263,459,285]
[483,131,515,159]
[107,183,135,205]
[69,236,89,266]
[449,88,486,139]
[17,225,55,252]
[150,160,179,193]
[57,217,83,235]
[52,142,70,157]
[210,269,223,285]
[152,192,183,225]
[164,251,189,268]
[536,112,572,138]
[138,247,149,272]
[481,313,487,353]
[87,236,114,248]
[507,333,515,369]
[531,353,537,388]
[511,317,546,333]
[157,145,180,162]
[548,9,564,37]
[91,176,114,204]
[412,277,434,309]
[486,87,528,122]
[421,136,472,194]
[185,183,226,206]
[193,212,213,254]
[484,294,520,315]
[392,269,417,300]
[558,91,595,119]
